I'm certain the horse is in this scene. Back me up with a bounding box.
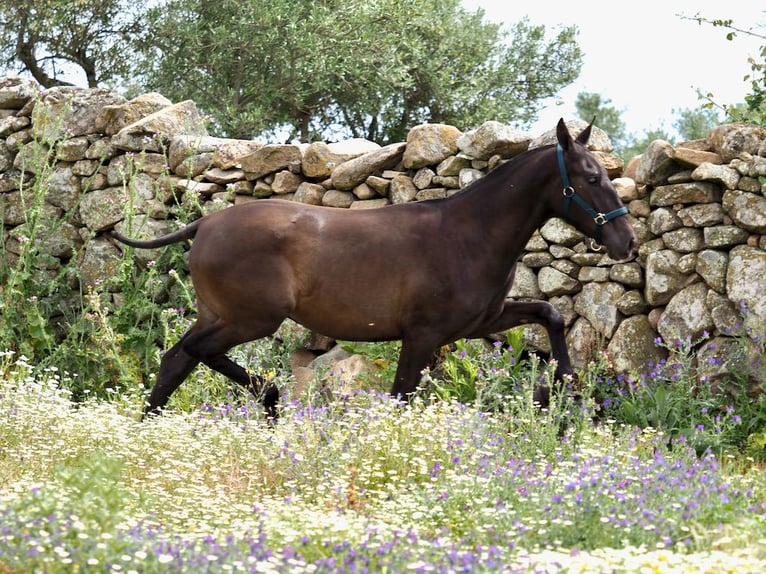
[109,119,637,419]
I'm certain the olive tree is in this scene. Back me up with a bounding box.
[0,0,145,88]
[137,0,583,142]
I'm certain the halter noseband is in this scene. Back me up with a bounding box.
[556,143,628,245]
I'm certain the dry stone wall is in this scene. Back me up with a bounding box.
[2,76,766,385]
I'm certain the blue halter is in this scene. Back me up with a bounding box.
[556,143,628,244]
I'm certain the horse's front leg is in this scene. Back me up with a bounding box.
[467,300,573,407]
[390,335,441,400]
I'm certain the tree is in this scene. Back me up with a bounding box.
[574,92,627,146]
[673,106,722,140]
[0,0,146,88]
[136,0,583,142]
[687,13,766,125]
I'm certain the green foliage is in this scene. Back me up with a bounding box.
[0,0,146,88]
[673,106,723,140]
[137,0,582,142]
[0,100,193,402]
[575,92,627,145]
[594,332,766,461]
[688,14,766,126]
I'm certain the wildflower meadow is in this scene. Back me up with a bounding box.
[1,338,765,573]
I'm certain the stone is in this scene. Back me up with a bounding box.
[349,198,390,209]
[691,162,740,190]
[79,187,129,232]
[302,140,378,179]
[456,121,529,160]
[111,100,207,152]
[566,317,599,370]
[508,263,542,298]
[529,119,613,152]
[403,123,462,169]
[609,262,644,288]
[32,86,126,141]
[644,249,686,306]
[657,282,714,342]
[96,92,173,135]
[78,237,122,291]
[436,155,471,176]
[650,181,722,206]
[538,266,580,296]
[722,189,766,233]
[647,207,682,236]
[616,289,648,315]
[412,167,435,190]
[573,282,625,338]
[0,76,39,109]
[661,228,704,253]
[322,189,354,208]
[539,218,584,247]
[271,170,303,195]
[240,144,302,180]
[677,203,725,227]
[703,225,750,249]
[330,143,406,190]
[114,216,175,264]
[673,146,722,167]
[695,250,728,294]
[613,177,638,202]
[708,124,766,163]
[726,245,766,334]
[607,315,667,374]
[168,135,232,172]
[389,175,418,205]
[635,140,680,186]
[294,182,326,205]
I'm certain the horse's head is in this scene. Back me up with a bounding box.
[552,118,637,261]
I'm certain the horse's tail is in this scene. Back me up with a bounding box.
[108,220,201,249]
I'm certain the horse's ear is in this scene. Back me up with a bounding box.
[556,118,573,151]
[576,117,595,145]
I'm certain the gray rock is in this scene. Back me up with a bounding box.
[726,245,766,334]
[457,121,529,160]
[607,315,666,374]
[331,142,406,190]
[657,282,714,342]
[403,123,462,169]
[573,282,625,338]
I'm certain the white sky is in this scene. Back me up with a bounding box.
[462,0,764,138]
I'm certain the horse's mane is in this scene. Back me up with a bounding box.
[446,143,554,199]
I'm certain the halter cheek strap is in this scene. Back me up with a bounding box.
[556,144,628,244]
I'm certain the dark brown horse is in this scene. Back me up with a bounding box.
[110,119,637,418]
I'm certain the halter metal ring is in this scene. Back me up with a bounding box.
[563,186,575,197]
[594,213,607,225]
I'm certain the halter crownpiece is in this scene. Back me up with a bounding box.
[556,144,628,244]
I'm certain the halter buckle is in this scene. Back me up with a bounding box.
[594,213,607,226]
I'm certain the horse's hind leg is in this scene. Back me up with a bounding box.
[468,300,573,408]
[181,322,281,420]
[144,337,201,418]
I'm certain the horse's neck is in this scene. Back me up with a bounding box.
[446,153,553,257]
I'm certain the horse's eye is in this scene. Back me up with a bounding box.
[588,176,599,184]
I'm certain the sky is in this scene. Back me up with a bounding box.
[462,0,764,138]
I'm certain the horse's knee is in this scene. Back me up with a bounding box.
[539,301,565,331]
